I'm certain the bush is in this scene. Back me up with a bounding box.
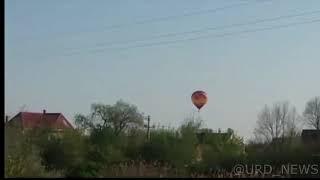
[5,127,62,177]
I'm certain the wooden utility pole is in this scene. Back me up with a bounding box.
[147,115,150,140]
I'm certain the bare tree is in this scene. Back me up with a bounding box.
[285,107,302,137]
[254,101,301,143]
[303,96,320,130]
[254,105,273,143]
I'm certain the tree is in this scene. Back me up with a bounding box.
[180,115,203,135]
[39,130,87,173]
[254,102,301,143]
[75,100,144,136]
[201,128,245,171]
[285,107,301,137]
[74,114,94,134]
[303,96,320,130]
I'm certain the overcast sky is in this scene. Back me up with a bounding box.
[5,0,320,140]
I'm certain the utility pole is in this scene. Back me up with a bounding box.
[147,115,150,140]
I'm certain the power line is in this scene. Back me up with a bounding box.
[80,10,320,49]
[27,0,269,45]
[99,1,263,31]
[61,18,320,56]
[60,9,320,55]
[118,19,320,50]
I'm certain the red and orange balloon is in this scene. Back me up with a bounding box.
[191,90,208,111]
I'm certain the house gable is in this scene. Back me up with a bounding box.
[5,112,23,128]
[6,111,74,130]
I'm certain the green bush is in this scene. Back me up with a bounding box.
[5,127,62,177]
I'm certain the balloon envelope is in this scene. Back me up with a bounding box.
[191,90,208,110]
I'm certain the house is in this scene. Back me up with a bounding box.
[6,110,74,131]
[301,129,320,144]
[301,129,320,154]
[196,128,233,143]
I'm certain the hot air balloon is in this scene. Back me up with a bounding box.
[191,90,208,111]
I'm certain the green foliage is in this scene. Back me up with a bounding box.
[5,99,317,177]
[140,119,201,169]
[74,114,93,133]
[38,130,87,172]
[124,128,146,159]
[5,127,62,178]
[76,100,144,135]
[141,129,177,162]
[245,138,317,166]
[201,129,245,171]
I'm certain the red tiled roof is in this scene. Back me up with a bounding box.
[10,112,74,129]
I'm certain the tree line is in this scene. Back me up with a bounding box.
[253,96,320,143]
[4,97,319,177]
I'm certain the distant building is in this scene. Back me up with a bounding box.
[301,129,320,149]
[195,128,244,162]
[196,128,233,143]
[301,129,320,144]
[6,110,74,130]
[301,129,320,156]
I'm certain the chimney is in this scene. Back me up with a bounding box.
[40,109,46,126]
[5,115,9,123]
[42,109,46,122]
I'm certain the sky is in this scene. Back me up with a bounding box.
[5,0,320,140]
